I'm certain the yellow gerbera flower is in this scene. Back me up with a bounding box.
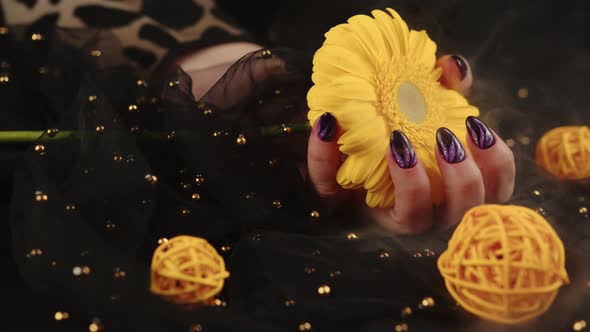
[307,8,479,208]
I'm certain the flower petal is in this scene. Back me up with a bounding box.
[309,76,378,107]
[346,14,389,61]
[371,9,401,60]
[409,30,437,69]
[337,150,383,189]
[312,45,375,85]
[324,23,373,62]
[338,117,388,154]
[366,183,395,208]
[364,156,391,192]
[386,8,410,55]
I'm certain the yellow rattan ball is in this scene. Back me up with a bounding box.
[536,126,590,180]
[437,204,569,324]
[150,235,229,304]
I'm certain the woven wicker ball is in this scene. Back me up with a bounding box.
[150,235,229,304]
[536,126,590,180]
[437,204,569,324]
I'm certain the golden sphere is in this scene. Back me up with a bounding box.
[536,126,590,180]
[150,235,229,304]
[437,204,569,324]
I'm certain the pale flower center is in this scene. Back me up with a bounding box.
[397,82,427,123]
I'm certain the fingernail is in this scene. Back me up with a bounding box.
[466,116,495,149]
[451,55,468,81]
[318,112,337,142]
[436,127,466,164]
[390,130,417,169]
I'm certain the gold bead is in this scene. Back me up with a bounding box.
[400,306,413,318]
[190,324,203,332]
[274,89,281,95]
[82,266,91,275]
[113,267,126,278]
[310,210,320,218]
[72,266,82,276]
[298,322,312,331]
[347,233,358,240]
[236,134,247,145]
[579,207,588,214]
[261,49,272,57]
[89,322,100,332]
[46,128,59,137]
[378,250,390,259]
[145,174,158,185]
[95,125,105,133]
[34,144,45,153]
[90,50,102,57]
[517,87,529,99]
[168,80,180,87]
[506,138,515,148]
[136,80,146,86]
[197,102,206,109]
[532,190,541,196]
[54,311,69,321]
[35,191,48,202]
[203,109,213,116]
[220,245,230,252]
[88,95,97,102]
[284,299,295,307]
[518,136,531,145]
[195,175,205,185]
[128,104,138,112]
[0,27,8,35]
[574,320,587,331]
[113,153,123,162]
[0,74,10,83]
[423,249,435,257]
[317,284,331,295]
[157,237,168,245]
[130,125,142,134]
[282,124,292,135]
[395,323,409,332]
[191,193,201,201]
[272,200,283,209]
[181,208,191,215]
[421,296,435,307]
[31,33,44,41]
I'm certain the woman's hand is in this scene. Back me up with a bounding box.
[307,55,515,234]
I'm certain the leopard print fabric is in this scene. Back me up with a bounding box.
[1,0,248,73]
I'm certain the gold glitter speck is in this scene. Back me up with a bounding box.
[421,297,435,307]
[310,210,320,218]
[517,87,529,99]
[128,104,138,111]
[347,233,359,240]
[195,175,205,185]
[317,284,331,295]
[395,323,409,332]
[236,134,247,145]
[203,109,213,115]
[90,50,102,57]
[145,174,158,184]
[574,320,587,331]
[191,193,201,201]
[158,238,168,245]
[88,95,97,102]
[31,33,44,41]
[95,125,105,133]
[272,200,283,208]
[168,80,180,87]
[35,191,48,202]
[400,306,413,318]
[298,322,312,331]
[34,144,45,153]
[220,245,230,252]
[54,311,69,321]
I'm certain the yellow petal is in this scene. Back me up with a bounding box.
[312,45,375,85]
[364,156,391,192]
[338,118,388,154]
[337,151,382,188]
[324,23,372,62]
[366,183,395,208]
[326,100,378,128]
[346,14,389,61]
[311,76,378,104]
[409,30,437,69]
[386,8,410,55]
[371,9,401,60]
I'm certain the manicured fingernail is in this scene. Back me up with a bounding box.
[390,130,417,169]
[451,55,468,81]
[466,116,495,149]
[436,127,466,164]
[318,112,337,142]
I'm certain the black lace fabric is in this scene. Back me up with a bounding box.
[2,6,590,332]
